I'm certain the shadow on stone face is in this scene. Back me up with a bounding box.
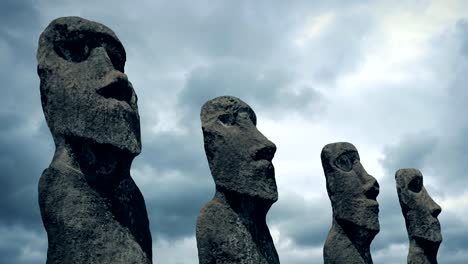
[396,168,442,264]
[37,16,151,264]
[321,142,380,264]
[196,95,280,264]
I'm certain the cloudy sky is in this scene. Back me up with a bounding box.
[1,0,468,263]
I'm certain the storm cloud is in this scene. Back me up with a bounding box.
[1,1,468,264]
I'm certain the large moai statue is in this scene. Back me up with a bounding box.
[395,169,442,264]
[320,142,380,264]
[196,96,280,264]
[37,17,152,263]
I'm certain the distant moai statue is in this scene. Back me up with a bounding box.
[196,96,280,264]
[37,17,152,263]
[321,142,380,264]
[395,169,442,264]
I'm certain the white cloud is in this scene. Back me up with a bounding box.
[153,237,198,264]
[373,243,408,264]
[293,12,336,47]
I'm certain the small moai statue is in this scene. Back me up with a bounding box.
[395,169,442,264]
[196,96,280,264]
[321,142,380,264]
[37,17,152,263]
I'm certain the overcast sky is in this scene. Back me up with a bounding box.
[1,0,468,263]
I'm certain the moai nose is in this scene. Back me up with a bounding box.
[430,202,442,217]
[251,137,276,161]
[364,178,380,200]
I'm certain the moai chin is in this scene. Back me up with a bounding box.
[321,142,380,264]
[37,16,152,263]
[196,96,280,264]
[395,169,442,264]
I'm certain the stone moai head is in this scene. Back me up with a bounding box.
[201,96,277,202]
[395,169,442,244]
[37,16,141,155]
[321,142,380,233]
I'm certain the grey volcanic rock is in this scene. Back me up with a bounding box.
[321,142,380,264]
[37,16,152,264]
[395,169,442,264]
[196,96,280,264]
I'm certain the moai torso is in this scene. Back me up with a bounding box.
[37,16,151,263]
[321,143,380,264]
[196,96,280,264]
[395,169,442,264]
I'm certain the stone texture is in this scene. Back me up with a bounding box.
[395,169,442,264]
[321,142,380,264]
[196,96,280,264]
[37,16,152,263]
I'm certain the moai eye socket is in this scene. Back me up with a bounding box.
[54,38,91,62]
[335,152,353,171]
[218,113,236,126]
[408,176,423,193]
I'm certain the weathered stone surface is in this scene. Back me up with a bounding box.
[395,169,442,264]
[37,16,152,263]
[196,96,280,264]
[321,142,380,264]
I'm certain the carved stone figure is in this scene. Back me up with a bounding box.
[37,16,152,263]
[321,142,380,264]
[196,96,280,264]
[395,169,442,264]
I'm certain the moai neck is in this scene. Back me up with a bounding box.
[408,239,438,264]
[329,218,374,263]
[51,137,133,187]
[213,188,270,226]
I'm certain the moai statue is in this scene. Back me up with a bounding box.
[37,17,152,263]
[196,96,280,264]
[395,169,442,264]
[321,142,380,264]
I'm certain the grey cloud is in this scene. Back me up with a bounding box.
[145,178,212,240]
[301,9,375,84]
[377,20,468,261]
[177,61,324,126]
[2,1,468,264]
[379,132,438,178]
[379,20,468,189]
[133,132,214,240]
[268,192,330,247]
[0,225,47,264]
[0,113,52,227]
[0,0,50,261]
[0,0,51,236]
[138,132,206,173]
